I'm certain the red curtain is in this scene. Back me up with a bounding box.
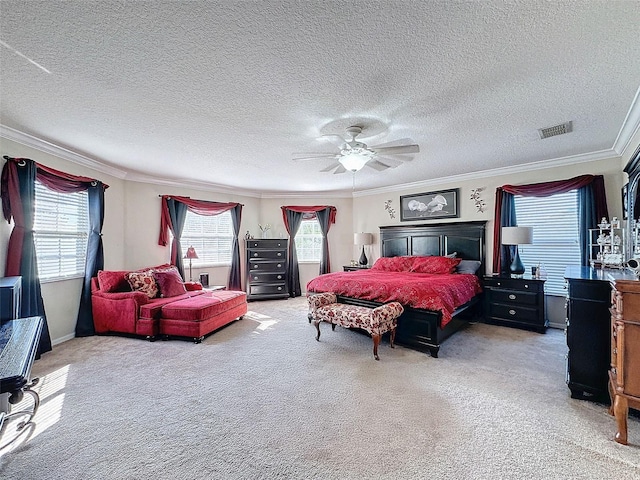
[492,174,608,273]
[280,205,337,227]
[158,195,240,246]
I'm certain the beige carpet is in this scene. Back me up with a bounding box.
[1,297,639,479]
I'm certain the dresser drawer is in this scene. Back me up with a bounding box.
[247,249,286,260]
[248,283,287,296]
[248,272,286,283]
[248,260,286,273]
[489,289,538,306]
[246,239,287,249]
[568,280,611,302]
[489,304,539,323]
[485,277,542,292]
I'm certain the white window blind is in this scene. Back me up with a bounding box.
[180,210,233,266]
[295,219,322,262]
[514,190,580,296]
[34,180,89,281]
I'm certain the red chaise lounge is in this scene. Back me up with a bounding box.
[91,265,247,342]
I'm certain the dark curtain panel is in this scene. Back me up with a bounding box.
[283,208,304,297]
[578,183,602,266]
[167,198,188,279]
[1,159,52,354]
[76,182,105,336]
[499,192,517,275]
[228,203,242,290]
[316,207,333,275]
[492,174,609,273]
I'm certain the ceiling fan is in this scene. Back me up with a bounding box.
[293,125,419,174]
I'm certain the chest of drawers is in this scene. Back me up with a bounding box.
[245,239,289,300]
[483,275,547,333]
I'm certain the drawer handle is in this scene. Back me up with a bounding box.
[253,243,258,247]
[277,286,282,291]
[253,276,258,280]
[497,282,501,286]
[277,264,282,268]
[508,294,516,300]
[524,284,529,289]
[277,252,282,256]
[253,253,258,257]
[277,243,281,247]
[253,265,258,269]
[277,275,282,279]
[613,348,617,354]
[509,309,516,315]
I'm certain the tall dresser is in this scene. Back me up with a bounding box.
[609,277,640,445]
[245,239,289,300]
[563,266,614,402]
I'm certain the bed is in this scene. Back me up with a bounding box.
[307,221,486,357]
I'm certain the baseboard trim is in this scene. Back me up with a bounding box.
[52,333,75,346]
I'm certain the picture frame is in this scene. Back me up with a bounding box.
[400,188,460,221]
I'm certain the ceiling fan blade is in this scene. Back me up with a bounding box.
[368,138,415,148]
[376,155,412,167]
[333,164,347,174]
[366,160,390,171]
[292,154,339,161]
[320,162,341,172]
[370,144,420,155]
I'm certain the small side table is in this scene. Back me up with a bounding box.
[343,265,370,272]
[483,275,547,333]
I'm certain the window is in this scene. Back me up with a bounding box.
[34,180,89,281]
[295,219,323,262]
[514,190,580,296]
[180,210,233,265]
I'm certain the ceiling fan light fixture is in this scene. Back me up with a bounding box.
[339,152,370,172]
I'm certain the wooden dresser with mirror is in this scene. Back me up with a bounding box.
[607,143,640,444]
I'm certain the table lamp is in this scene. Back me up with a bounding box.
[184,246,198,281]
[501,226,533,277]
[354,232,373,266]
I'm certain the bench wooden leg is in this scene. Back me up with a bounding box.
[390,328,396,348]
[372,334,381,360]
[314,321,321,341]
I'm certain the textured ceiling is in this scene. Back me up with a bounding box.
[1,1,640,195]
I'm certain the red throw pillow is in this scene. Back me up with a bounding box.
[97,270,130,293]
[370,256,414,272]
[154,269,187,298]
[126,271,159,298]
[409,256,462,274]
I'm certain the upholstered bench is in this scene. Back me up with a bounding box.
[159,290,248,343]
[308,292,404,360]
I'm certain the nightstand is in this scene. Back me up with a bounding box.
[483,275,547,333]
[343,265,370,271]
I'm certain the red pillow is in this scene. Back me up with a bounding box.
[409,256,461,274]
[371,256,414,272]
[154,269,187,298]
[126,271,159,298]
[97,270,130,293]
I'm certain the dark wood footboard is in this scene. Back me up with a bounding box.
[337,295,481,357]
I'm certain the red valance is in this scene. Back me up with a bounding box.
[498,174,599,197]
[280,205,337,226]
[2,156,108,224]
[158,195,241,246]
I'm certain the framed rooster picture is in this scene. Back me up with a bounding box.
[400,188,460,221]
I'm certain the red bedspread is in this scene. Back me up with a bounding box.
[306,270,482,327]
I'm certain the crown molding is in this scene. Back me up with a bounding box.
[0,124,129,179]
[613,86,640,157]
[354,148,620,197]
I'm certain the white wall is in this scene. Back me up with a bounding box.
[353,156,624,272]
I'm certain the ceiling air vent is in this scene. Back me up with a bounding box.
[538,121,573,139]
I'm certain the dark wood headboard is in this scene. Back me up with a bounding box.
[379,221,487,273]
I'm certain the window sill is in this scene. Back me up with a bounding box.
[40,274,85,284]
[190,263,231,269]
[298,261,320,264]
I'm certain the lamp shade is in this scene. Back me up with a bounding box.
[354,233,373,246]
[184,246,199,259]
[501,226,533,245]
